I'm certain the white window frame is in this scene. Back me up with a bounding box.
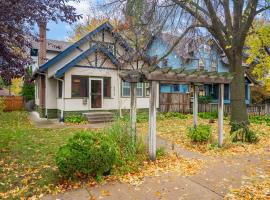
[136,82,143,97]
[122,81,131,97]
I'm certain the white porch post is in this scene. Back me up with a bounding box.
[193,85,199,127]
[130,82,137,141]
[218,83,224,147]
[60,79,65,122]
[149,81,157,161]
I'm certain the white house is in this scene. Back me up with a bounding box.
[32,22,158,120]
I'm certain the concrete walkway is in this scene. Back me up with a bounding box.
[42,145,270,200]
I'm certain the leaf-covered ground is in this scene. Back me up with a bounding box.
[0,112,204,199]
[137,116,270,156]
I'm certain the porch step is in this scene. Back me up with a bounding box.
[83,112,114,123]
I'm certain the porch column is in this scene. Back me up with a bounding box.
[130,82,137,141]
[149,81,157,161]
[193,85,199,127]
[218,83,224,147]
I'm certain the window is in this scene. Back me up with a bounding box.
[58,81,63,98]
[136,83,143,97]
[145,83,150,97]
[162,59,168,67]
[211,59,217,71]
[199,59,205,70]
[224,84,229,100]
[160,84,189,93]
[71,76,89,97]
[122,82,130,97]
[30,49,38,56]
[103,77,111,98]
[121,82,146,97]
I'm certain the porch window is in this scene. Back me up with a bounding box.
[103,77,111,98]
[71,76,89,97]
[58,80,63,98]
[121,82,145,97]
[122,82,130,97]
[145,83,150,97]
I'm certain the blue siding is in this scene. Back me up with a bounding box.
[148,37,251,104]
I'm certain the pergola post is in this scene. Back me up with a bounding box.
[193,85,199,127]
[130,82,137,142]
[149,81,157,161]
[218,83,224,147]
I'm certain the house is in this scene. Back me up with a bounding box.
[147,33,255,105]
[32,22,256,120]
[32,22,157,120]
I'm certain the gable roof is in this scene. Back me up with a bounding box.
[54,44,121,78]
[39,22,130,73]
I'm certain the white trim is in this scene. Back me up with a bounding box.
[89,78,103,109]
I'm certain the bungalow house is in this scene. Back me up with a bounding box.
[32,22,157,120]
[32,22,255,121]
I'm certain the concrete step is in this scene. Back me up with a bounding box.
[83,112,114,123]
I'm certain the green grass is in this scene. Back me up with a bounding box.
[0,112,78,199]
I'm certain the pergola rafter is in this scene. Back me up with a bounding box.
[120,67,233,160]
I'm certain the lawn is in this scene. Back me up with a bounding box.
[137,113,270,156]
[0,112,204,199]
[0,112,79,199]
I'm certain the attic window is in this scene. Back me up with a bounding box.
[199,59,205,70]
[162,59,168,67]
[211,60,217,71]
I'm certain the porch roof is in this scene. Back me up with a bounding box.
[120,67,233,84]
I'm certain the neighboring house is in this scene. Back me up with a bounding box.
[147,34,255,104]
[32,22,157,120]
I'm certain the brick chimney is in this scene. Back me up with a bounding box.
[38,21,47,66]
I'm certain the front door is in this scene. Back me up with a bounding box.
[89,78,103,109]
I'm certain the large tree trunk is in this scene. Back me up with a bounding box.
[229,53,248,124]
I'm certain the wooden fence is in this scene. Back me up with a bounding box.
[159,93,270,116]
[3,96,24,111]
[159,93,190,113]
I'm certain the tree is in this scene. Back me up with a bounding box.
[10,78,23,95]
[21,67,35,102]
[0,0,81,85]
[246,20,270,92]
[159,0,270,125]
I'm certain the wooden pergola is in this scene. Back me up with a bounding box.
[120,67,233,161]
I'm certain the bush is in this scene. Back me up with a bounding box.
[230,122,258,143]
[198,95,212,104]
[104,121,145,175]
[21,82,35,101]
[65,114,86,124]
[198,111,218,120]
[56,131,118,178]
[187,125,211,142]
[249,115,270,125]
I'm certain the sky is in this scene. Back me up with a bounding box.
[44,0,101,41]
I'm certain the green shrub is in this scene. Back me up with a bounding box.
[161,112,188,119]
[198,111,218,120]
[156,147,166,159]
[56,131,118,178]
[104,121,146,175]
[230,122,258,143]
[249,115,270,125]
[0,97,5,112]
[198,95,212,104]
[65,114,86,124]
[21,82,35,101]
[187,125,211,142]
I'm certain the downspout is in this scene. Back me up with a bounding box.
[55,77,65,122]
